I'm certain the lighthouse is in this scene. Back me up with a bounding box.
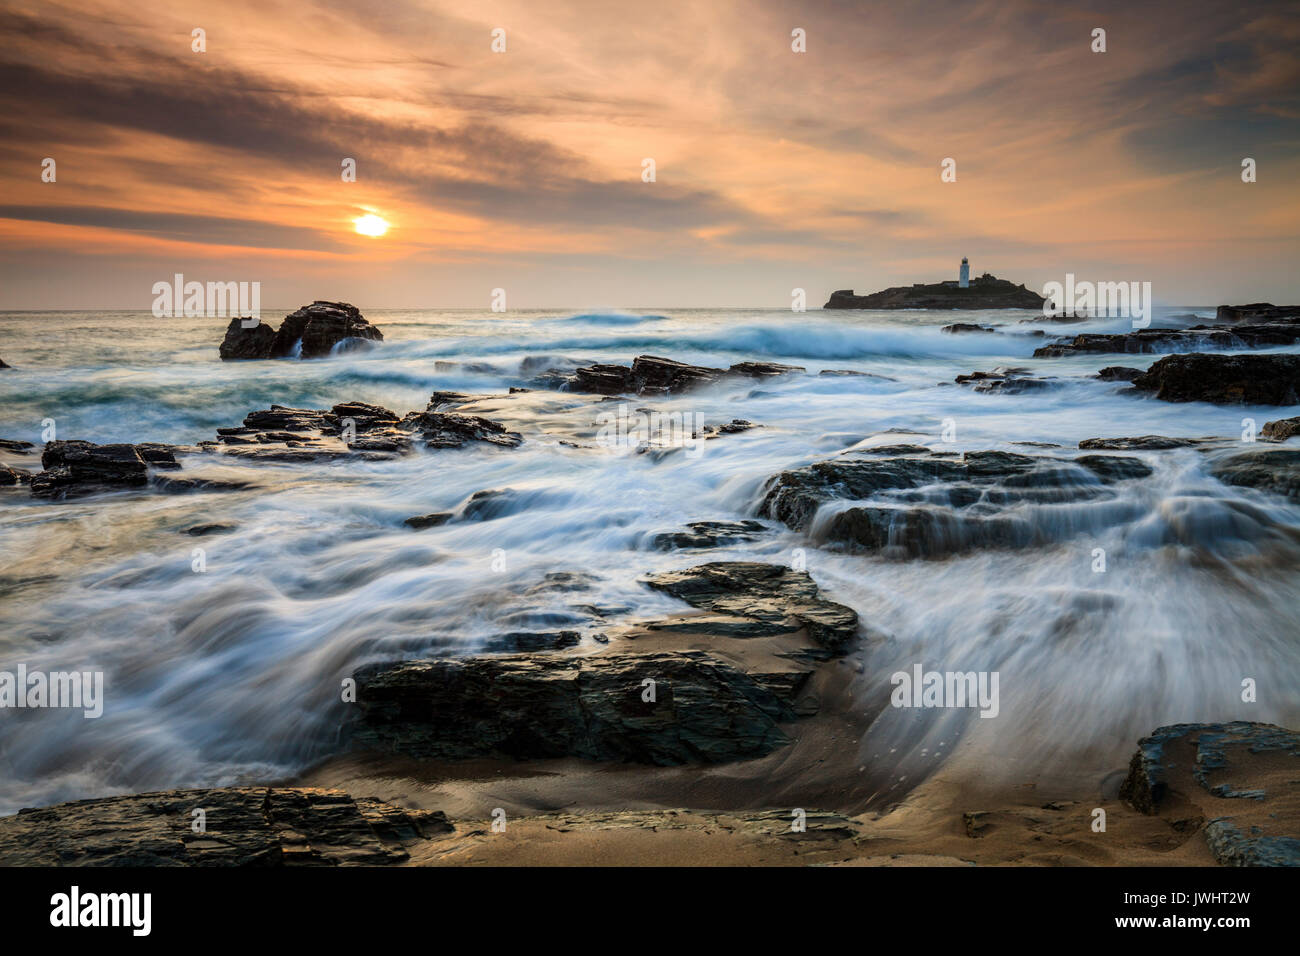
[959,257,970,288]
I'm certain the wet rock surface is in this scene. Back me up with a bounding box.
[1096,366,1145,382]
[1262,416,1300,441]
[28,440,184,498]
[649,520,769,550]
[760,449,1151,557]
[1119,722,1300,866]
[1208,448,1300,499]
[219,301,383,360]
[1078,436,1201,450]
[1216,303,1300,324]
[0,788,447,866]
[1130,353,1300,405]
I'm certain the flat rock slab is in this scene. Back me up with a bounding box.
[0,788,447,866]
[353,650,808,765]
[1119,721,1300,866]
[1131,353,1300,405]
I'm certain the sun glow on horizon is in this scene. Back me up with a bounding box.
[353,214,389,237]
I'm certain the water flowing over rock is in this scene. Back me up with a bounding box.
[954,366,1058,394]
[760,449,1152,557]
[1119,722,1300,866]
[1096,366,1144,382]
[219,301,383,360]
[1130,353,1300,405]
[0,788,447,866]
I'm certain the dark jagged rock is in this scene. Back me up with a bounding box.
[643,562,858,652]
[353,650,807,765]
[1034,321,1300,358]
[184,523,236,536]
[403,411,523,449]
[479,630,583,653]
[0,788,445,866]
[954,366,1057,394]
[0,439,33,453]
[1,465,32,486]
[698,419,757,439]
[1130,353,1300,405]
[404,512,452,530]
[219,301,383,361]
[1262,417,1300,441]
[728,361,806,378]
[1208,448,1300,499]
[1078,436,1200,450]
[760,450,1151,557]
[1118,722,1300,866]
[562,356,805,397]
[825,274,1045,310]
[1096,366,1145,382]
[30,441,149,498]
[942,323,998,334]
[0,357,10,369]
[649,520,768,550]
[217,318,277,360]
[1216,303,1300,324]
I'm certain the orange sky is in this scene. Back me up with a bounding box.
[1,0,1298,308]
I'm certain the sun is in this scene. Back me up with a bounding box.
[353,214,389,237]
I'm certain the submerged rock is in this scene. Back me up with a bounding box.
[403,512,452,530]
[219,301,383,361]
[1119,721,1300,866]
[0,788,446,866]
[562,355,805,396]
[954,366,1057,394]
[941,323,998,334]
[1130,353,1300,405]
[1078,436,1200,450]
[1096,366,1144,382]
[649,520,768,550]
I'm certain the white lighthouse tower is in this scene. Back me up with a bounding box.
[959,257,970,288]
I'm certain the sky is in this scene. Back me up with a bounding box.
[1,0,1298,310]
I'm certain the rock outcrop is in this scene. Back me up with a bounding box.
[0,788,447,866]
[1119,721,1300,866]
[760,449,1151,557]
[1215,303,1300,324]
[351,561,856,764]
[825,275,1045,310]
[219,301,383,361]
[29,440,180,498]
[954,366,1058,394]
[1130,353,1300,405]
[1262,417,1300,441]
[0,356,10,369]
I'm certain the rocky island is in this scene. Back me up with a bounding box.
[825,260,1046,310]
